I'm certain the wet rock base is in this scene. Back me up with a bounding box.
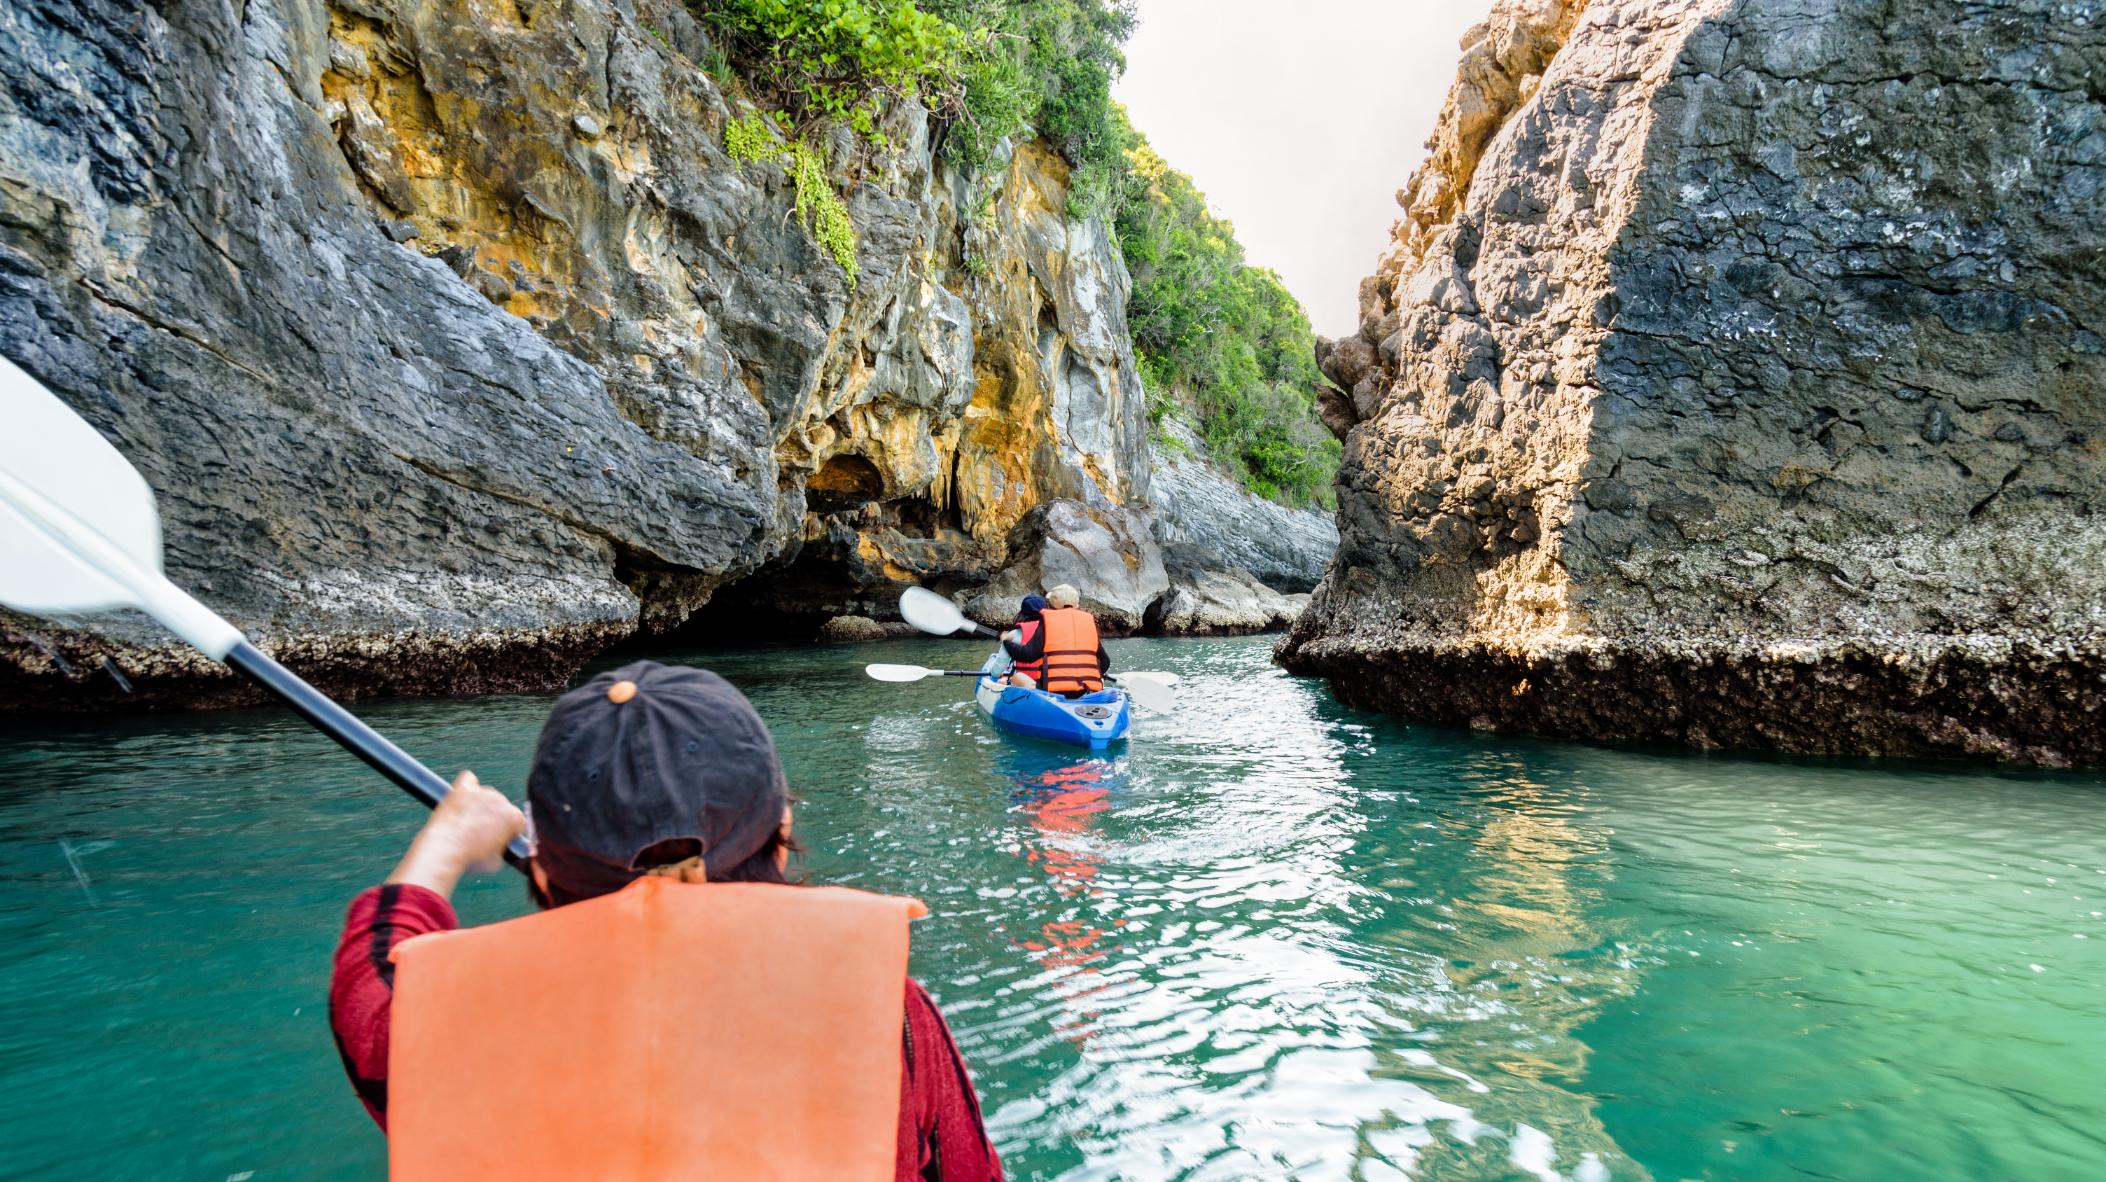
[0,622,631,714]
[1280,638,2106,769]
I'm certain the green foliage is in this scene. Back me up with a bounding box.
[1115,124,1339,508]
[723,113,778,164]
[698,42,736,84]
[927,0,1135,216]
[694,0,970,145]
[692,1,1134,215]
[723,115,859,287]
[787,140,860,287]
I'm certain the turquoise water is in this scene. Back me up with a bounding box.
[1,635,2102,1180]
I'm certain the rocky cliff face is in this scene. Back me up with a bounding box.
[0,0,1326,709]
[1283,0,2106,765]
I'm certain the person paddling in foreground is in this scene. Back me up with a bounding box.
[328,660,1003,1181]
[1000,583,1108,697]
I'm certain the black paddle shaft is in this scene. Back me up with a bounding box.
[225,641,530,873]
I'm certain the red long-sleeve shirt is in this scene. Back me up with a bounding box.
[329,884,1003,1181]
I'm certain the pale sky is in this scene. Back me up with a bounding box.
[1115,0,1497,339]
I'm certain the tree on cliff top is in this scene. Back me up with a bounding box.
[1116,125,1340,509]
[692,0,1132,215]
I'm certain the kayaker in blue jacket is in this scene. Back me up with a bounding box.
[1001,584,1108,696]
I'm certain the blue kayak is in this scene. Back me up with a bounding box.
[974,652,1130,749]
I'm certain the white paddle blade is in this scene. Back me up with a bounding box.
[864,663,937,683]
[0,355,244,658]
[0,355,164,614]
[1122,670,1180,687]
[899,586,971,636]
[1114,672,1177,713]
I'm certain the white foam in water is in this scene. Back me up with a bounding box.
[1507,1125,1607,1182]
[1508,1124,1560,1182]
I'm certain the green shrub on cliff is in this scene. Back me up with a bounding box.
[925,0,1134,215]
[695,0,969,143]
[691,0,1132,215]
[1116,128,1338,508]
[786,140,860,287]
[722,112,778,163]
[722,112,860,286]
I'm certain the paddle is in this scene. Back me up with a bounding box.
[869,661,1177,715]
[864,664,983,681]
[0,355,529,872]
[1108,672,1177,713]
[899,585,999,638]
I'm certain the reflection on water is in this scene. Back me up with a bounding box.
[0,636,2102,1181]
[1007,757,1120,1048]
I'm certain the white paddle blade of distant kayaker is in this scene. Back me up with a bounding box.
[899,586,994,637]
[866,663,939,682]
[1112,672,1177,713]
[0,354,526,869]
[864,664,981,682]
[0,355,241,657]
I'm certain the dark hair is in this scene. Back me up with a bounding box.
[1016,594,1047,626]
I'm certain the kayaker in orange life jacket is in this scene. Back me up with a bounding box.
[327,660,1003,1181]
[1000,584,1109,697]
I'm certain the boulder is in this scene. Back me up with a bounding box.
[815,615,894,643]
[964,500,1169,634]
[1146,570,1304,636]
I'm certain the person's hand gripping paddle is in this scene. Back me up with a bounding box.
[0,355,528,871]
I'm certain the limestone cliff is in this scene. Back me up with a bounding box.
[1283,0,2106,765]
[0,0,1323,709]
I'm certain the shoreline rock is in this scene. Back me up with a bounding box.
[1,611,629,713]
[1283,0,2106,766]
[1280,627,2105,769]
[1147,570,1306,636]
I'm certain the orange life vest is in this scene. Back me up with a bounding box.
[386,875,926,1181]
[1010,618,1043,680]
[1037,606,1103,696]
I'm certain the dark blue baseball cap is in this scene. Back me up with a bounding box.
[526,660,786,902]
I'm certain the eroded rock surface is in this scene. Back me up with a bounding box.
[1146,570,1305,637]
[0,0,1311,707]
[1282,0,2106,765]
[962,499,1168,634]
[1149,421,1337,594]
